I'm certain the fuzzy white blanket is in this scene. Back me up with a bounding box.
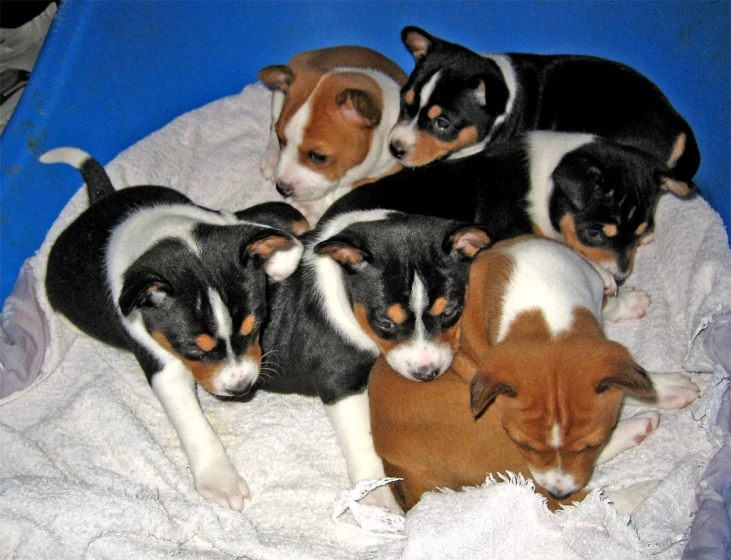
[1,84,730,560]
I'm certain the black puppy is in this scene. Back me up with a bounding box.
[43,147,304,511]
[388,26,699,192]
[257,208,490,513]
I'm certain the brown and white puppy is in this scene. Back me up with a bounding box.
[259,46,407,224]
[370,236,699,512]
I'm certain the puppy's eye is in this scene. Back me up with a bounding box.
[375,318,397,334]
[517,441,534,452]
[442,303,460,321]
[186,349,206,361]
[584,228,604,244]
[308,150,328,165]
[434,116,451,131]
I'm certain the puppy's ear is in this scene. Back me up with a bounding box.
[119,274,172,316]
[235,202,310,237]
[473,73,510,115]
[657,173,698,199]
[401,26,436,60]
[314,236,371,272]
[444,226,491,261]
[552,154,605,211]
[336,88,382,128]
[258,64,295,93]
[245,231,303,281]
[596,360,656,399]
[470,373,516,418]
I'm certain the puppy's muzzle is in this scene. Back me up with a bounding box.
[412,365,441,382]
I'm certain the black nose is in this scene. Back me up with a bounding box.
[548,490,573,501]
[389,142,406,160]
[276,181,293,197]
[413,366,440,381]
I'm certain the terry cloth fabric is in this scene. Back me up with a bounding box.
[0,84,729,559]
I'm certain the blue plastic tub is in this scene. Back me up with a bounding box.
[1,0,729,303]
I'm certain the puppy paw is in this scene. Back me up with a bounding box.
[603,287,651,322]
[597,411,660,464]
[647,372,700,410]
[358,484,405,516]
[195,460,251,511]
[605,480,658,515]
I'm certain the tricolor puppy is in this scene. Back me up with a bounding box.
[370,236,700,512]
[326,130,696,288]
[258,46,408,224]
[257,209,491,513]
[43,148,304,511]
[389,26,700,193]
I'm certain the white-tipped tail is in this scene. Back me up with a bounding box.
[39,147,92,169]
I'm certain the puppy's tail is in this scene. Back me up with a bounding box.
[40,147,115,204]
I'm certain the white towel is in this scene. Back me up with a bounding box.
[1,84,729,559]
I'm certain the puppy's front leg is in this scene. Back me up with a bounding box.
[152,362,250,510]
[325,392,404,515]
[260,90,285,182]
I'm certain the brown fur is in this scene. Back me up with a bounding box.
[559,214,617,269]
[370,237,655,511]
[406,126,479,167]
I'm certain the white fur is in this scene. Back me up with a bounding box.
[151,361,250,510]
[596,411,660,464]
[260,90,285,181]
[525,131,596,240]
[530,465,578,499]
[324,393,403,514]
[39,146,91,168]
[497,238,605,343]
[603,287,652,322]
[550,423,562,449]
[263,239,304,281]
[273,68,401,206]
[305,210,391,355]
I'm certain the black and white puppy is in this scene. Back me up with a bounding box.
[388,26,700,192]
[43,148,304,511]
[257,209,490,512]
[324,131,697,319]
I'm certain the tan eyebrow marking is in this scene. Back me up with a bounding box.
[427,105,442,119]
[196,334,217,352]
[240,314,256,336]
[602,224,618,238]
[404,89,415,105]
[387,304,407,324]
[635,222,648,236]
[430,297,448,316]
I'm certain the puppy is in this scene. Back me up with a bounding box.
[370,236,700,512]
[325,130,695,291]
[43,148,304,511]
[256,209,491,513]
[259,46,407,224]
[388,26,700,193]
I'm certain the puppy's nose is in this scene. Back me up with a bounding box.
[412,366,440,382]
[547,489,573,501]
[225,380,254,397]
[389,141,407,160]
[276,181,293,198]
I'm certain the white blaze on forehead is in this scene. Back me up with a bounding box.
[550,423,562,449]
[418,71,441,111]
[388,71,442,148]
[409,274,428,341]
[209,288,233,357]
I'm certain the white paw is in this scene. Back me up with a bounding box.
[605,480,658,515]
[597,411,660,464]
[357,483,404,516]
[194,459,251,511]
[603,287,651,322]
[647,372,700,410]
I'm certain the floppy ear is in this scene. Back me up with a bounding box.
[444,226,491,260]
[473,74,510,114]
[596,360,656,399]
[401,26,436,60]
[470,373,516,417]
[118,274,172,316]
[552,154,605,212]
[314,236,371,272]
[245,231,303,281]
[258,64,295,93]
[657,173,698,198]
[336,88,382,128]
